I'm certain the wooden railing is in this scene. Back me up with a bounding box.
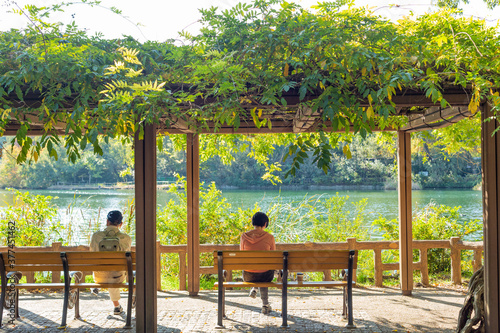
[0,237,483,290]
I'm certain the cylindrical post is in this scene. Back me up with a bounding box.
[52,242,62,283]
[473,249,483,272]
[398,131,413,296]
[374,249,383,287]
[450,237,462,285]
[346,238,357,282]
[187,134,200,296]
[420,248,429,286]
[179,251,187,291]
[156,241,162,291]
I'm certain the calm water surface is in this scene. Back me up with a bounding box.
[0,188,482,243]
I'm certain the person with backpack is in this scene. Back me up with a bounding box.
[90,210,132,315]
[240,212,276,315]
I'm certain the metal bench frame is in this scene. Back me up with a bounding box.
[215,249,356,329]
[0,251,135,329]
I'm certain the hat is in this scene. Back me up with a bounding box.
[107,210,123,225]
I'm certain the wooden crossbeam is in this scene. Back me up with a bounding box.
[402,106,472,132]
[293,106,320,133]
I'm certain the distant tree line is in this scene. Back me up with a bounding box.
[0,133,481,190]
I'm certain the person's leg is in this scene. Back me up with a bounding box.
[259,270,274,313]
[259,287,269,305]
[243,271,258,298]
[243,270,274,313]
[94,272,126,313]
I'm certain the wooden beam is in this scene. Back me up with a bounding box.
[186,133,200,295]
[402,107,472,131]
[481,102,500,331]
[135,124,158,333]
[293,106,320,133]
[397,131,413,296]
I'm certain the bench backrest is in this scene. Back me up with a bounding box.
[1,252,62,272]
[66,251,136,272]
[213,251,284,271]
[286,250,358,271]
[0,251,136,273]
[214,250,357,272]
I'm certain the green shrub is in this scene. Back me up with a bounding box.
[0,189,66,246]
[373,201,482,275]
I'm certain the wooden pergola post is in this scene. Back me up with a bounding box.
[481,102,500,330]
[397,131,413,296]
[135,124,158,332]
[187,133,200,295]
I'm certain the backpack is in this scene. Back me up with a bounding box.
[98,230,120,251]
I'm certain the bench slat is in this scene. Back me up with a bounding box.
[5,252,61,260]
[66,258,130,265]
[288,263,356,270]
[287,251,350,258]
[7,265,63,271]
[67,264,134,271]
[220,257,283,265]
[217,263,282,271]
[217,251,283,259]
[66,252,136,260]
[214,282,282,288]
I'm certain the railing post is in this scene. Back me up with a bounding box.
[52,242,62,283]
[347,238,357,282]
[156,241,162,291]
[179,251,187,291]
[473,249,483,272]
[374,249,383,287]
[450,237,462,285]
[420,248,429,286]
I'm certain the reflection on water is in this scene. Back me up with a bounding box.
[0,188,483,244]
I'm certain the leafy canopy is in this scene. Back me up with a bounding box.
[0,0,499,173]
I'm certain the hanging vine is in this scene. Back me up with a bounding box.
[0,0,499,170]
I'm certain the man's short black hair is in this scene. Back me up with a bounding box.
[252,212,269,227]
[107,210,123,225]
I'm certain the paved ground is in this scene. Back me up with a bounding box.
[0,287,466,332]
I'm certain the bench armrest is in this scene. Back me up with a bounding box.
[6,271,22,283]
[341,269,349,281]
[69,271,84,284]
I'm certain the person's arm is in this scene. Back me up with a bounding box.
[270,235,276,251]
[90,233,98,252]
[240,234,246,250]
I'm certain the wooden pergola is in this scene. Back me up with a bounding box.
[3,86,498,332]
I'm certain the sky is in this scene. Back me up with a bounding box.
[0,0,499,42]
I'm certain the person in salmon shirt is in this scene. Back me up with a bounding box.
[240,212,276,314]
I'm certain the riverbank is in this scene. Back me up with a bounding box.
[44,182,480,191]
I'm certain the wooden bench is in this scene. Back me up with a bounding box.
[0,251,136,329]
[214,250,357,328]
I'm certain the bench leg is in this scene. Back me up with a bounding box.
[60,285,69,329]
[216,286,225,329]
[74,289,80,319]
[15,289,19,318]
[342,286,347,318]
[124,285,133,329]
[346,283,355,328]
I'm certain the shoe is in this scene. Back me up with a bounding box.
[114,305,123,315]
[132,295,136,309]
[91,288,99,296]
[249,288,257,298]
[262,304,272,314]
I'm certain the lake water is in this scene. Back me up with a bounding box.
[0,188,483,244]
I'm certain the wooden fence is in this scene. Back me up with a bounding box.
[1,237,483,290]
